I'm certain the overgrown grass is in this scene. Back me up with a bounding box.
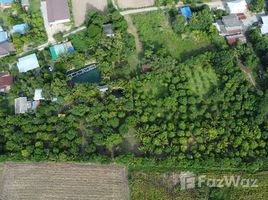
[130,171,268,200]
[29,0,41,13]
[132,11,211,61]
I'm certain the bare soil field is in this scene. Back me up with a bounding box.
[116,0,155,9]
[72,0,108,27]
[0,162,129,200]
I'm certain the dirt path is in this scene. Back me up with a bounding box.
[124,15,142,54]
[237,58,256,87]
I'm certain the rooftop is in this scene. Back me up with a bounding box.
[0,31,8,43]
[222,14,243,27]
[0,73,13,92]
[12,24,29,35]
[49,42,74,60]
[103,24,114,37]
[0,41,14,56]
[14,97,29,114]
[227,0,247,14]
[17,53,40,73]
[46,0,70,23]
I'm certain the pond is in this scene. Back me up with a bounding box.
[70,68,101,84]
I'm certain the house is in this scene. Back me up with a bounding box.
[103,24,114,37]
[0,72,13,92]
[227,0,247,14]
[21,0,30,10]
[0,41,15,58]
[49,42,74,60]
[261,16,268,35]
[216,14,244,35]
[214,14,246,45]
[12,23,29,35]
[17,54,40,73]
[180,6,192,19]
[14,97,40,114]
[0,31,8,43]
[34,89,44,101]
[46,0,70,25]
[14,97,30,114]
[0,0,14,8]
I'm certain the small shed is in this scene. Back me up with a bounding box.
[180,6,192,19]
[103,24,114,37]
[34,89,44,101]
[0,31,8,43]
[17,54,40,73]
[99,85,109,92]
[49,42,74,60]
[15,97,29,114]
[0,72,13,92]
[227,0,247,14]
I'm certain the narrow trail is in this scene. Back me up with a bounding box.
[124,15,142,54]
[237,58,256,87]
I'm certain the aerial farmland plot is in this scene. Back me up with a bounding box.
[116,0,155,9]
[0,162,129,200]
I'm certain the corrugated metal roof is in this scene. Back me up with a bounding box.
[12,24,29,35]
[0,31,8,43]
[0,0,14,3]
[46,0,70,23]
[17,54,40,73]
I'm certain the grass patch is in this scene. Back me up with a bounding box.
[185,63,218,96]
[0,12,9,26]
[130,171,268,200]
[29,0,41,13]
[132,11,211,61]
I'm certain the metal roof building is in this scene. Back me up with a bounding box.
[0,31,8,43]
[261,16,268,35]
[49,42,74,60]
[46,0,70,25]
[12,24,29,35]
[17,54,40,73]
[227,0,247,14]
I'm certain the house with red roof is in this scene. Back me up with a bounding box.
[0,72,13,93]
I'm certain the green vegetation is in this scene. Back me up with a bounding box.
[130,171,268,200]
[249,0,265,13]
[0,4,268,199]
[133,10,211,60]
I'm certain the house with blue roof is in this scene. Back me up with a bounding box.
[180,6,192,20]
[0,0,14,8]
[0,31,8,43]
[12,24,29,35]
[17,54,40,73]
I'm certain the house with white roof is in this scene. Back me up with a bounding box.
[261,16,268,35]
[34,89,44,101]
[17,54,40,73]
[227,0,247,14]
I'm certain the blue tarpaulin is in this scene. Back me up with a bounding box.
[180,6,192,18]
[12,24,29,35]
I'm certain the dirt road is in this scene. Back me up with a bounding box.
[124,15,142,54]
